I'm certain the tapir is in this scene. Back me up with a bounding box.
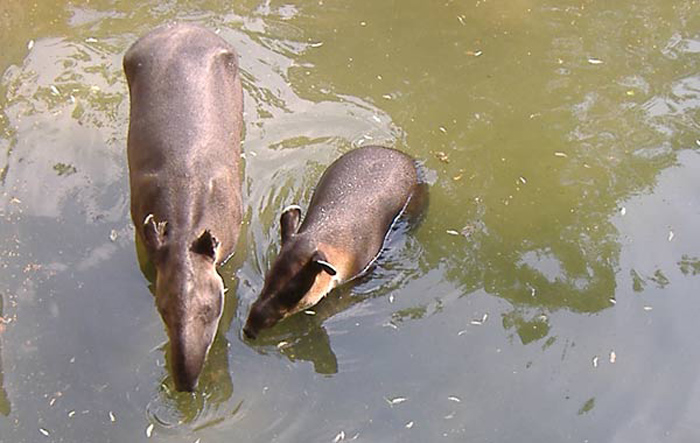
[124,23,243,391]
[243,146,422,339]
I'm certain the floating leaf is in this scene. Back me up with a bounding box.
[385,396,407,405]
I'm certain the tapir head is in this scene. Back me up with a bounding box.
[243,206,336,339]
[143,215,225,392]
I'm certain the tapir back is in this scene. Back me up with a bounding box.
[124,23,243,258]
[300,146,418,273]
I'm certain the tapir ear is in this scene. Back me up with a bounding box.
[191,229,220,261]
[280,205,302,245]
[143,214,167,251]
[312,250,337,276]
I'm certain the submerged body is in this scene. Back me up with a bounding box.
[244,146,421,338]
[124,24,243,391]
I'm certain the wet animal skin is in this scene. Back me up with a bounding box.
[124,24,243,391]
[244,146,421,339]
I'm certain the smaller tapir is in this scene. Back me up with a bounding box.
[243,146,423,339]
[124,24,243,391]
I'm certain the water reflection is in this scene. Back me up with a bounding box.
[280,0,700,350]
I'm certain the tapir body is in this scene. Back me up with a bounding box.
[124,23,243,391]
[244,146,420,338]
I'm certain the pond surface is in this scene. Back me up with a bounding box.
[1,0,700,441]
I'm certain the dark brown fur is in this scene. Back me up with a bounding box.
[124,24,243,391]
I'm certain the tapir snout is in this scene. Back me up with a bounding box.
[168,315,219,392]
[154,232,225,391]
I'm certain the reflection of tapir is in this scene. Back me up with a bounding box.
[244,146,423,339]
[124,24,243,391]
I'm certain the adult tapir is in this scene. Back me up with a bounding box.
[243,146,423,339]
[124,23,243,391]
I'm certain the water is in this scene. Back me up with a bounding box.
[1,0,700,441]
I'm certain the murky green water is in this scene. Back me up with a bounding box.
[1,0,700,441]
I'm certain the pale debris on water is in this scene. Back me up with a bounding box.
[385,396,407,406]
[610,351,616,363]
[592,356,599,368]
[405,421,414,429]
[333,430,346,442]
[146,423,154,438]
[39,428,50,437]
[435,151,450,163]
[644,306,653,311]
